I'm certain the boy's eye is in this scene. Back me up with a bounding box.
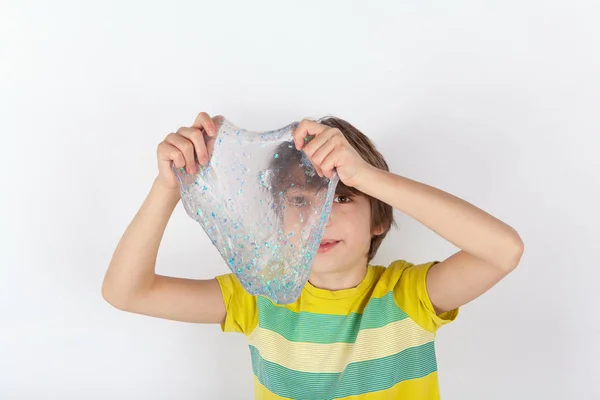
[286,195,309,207]
[333,195,352,204]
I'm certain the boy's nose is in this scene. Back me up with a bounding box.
[325,213,334,228]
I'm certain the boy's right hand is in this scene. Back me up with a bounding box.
[103,111,227,325]
[155,112,222,190]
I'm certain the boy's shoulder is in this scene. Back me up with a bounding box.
[370,259,433,291]
[370,259,458,333]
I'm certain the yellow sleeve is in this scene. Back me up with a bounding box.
[215,273,258,335]
[391,260,458,333]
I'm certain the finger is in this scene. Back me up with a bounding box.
[319,152,338,179]
[192,112,218,136]
[212,114,224,127]
[302,128,335,158]
[209,115,224,140]
[176,127,209,166]
[311,161,324,178]
[205,133,217,160]
[302,129,338,178]
[310,137,336,168]
[304,136,333,177]
[157,142,186,170]
[293,119,328,150]
[166,132,196,173]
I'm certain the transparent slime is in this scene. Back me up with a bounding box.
[173,118,339,304]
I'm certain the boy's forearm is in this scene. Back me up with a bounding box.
[103,179,181,303]
[355,166,523,271]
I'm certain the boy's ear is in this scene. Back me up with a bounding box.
[371,225,386,236]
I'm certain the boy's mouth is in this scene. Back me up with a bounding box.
[318,239,340,253]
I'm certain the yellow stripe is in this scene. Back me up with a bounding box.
[247,318,434,373]
[336,371,441,400]
[253,372,440,400]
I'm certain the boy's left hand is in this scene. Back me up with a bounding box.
[293,119,371,188]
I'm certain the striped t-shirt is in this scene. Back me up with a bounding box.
[216,259,458,399]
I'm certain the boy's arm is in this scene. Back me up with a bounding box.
[102,178,226,324]
[285,118,522,315]
[355,166,524,314]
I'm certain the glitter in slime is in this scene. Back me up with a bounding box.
[173,117,339,304]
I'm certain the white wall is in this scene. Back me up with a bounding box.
[2,1,598,399]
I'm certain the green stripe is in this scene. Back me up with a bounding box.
[257,291,408,344]
[250,342,437,399]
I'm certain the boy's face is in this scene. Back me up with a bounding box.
[280,186,375,275]
[311,193,374,275]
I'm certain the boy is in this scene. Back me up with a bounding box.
[103,112,524,399]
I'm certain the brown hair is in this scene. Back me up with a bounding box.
[317,116,395,261]
[268,116,395,262]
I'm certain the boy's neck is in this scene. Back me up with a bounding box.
[308,261,369,291]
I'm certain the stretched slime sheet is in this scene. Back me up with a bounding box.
[173,118,339,304]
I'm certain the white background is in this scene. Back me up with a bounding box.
[1,1,599,399]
